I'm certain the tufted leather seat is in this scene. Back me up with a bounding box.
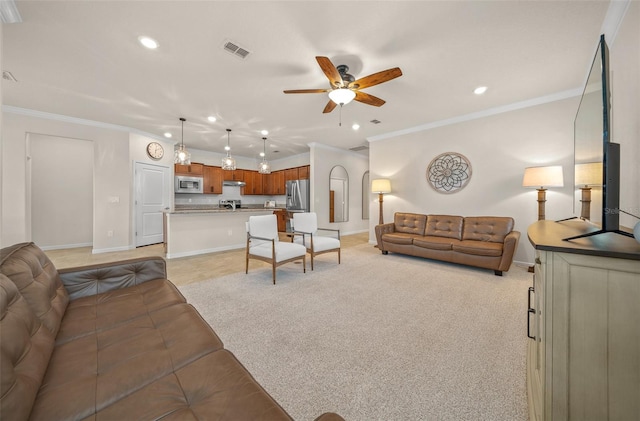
[1,242,344,421]
[375,213,521,276]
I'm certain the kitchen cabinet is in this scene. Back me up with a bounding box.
[284,168,298,181]
[175,163,204,176]
[203,165,223,194]
[263,170,285,195]
[223,169,244,181]
[274,209,287,232]
[243,171,263,195]
[298,165,310,180]
[527,220,640,421]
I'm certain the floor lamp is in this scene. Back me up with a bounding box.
[522,165,564,221]
[575,162,602,220]
[371,178,391,225]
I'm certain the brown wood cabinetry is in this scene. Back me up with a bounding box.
[175,163,204,176]
[298,165,310,179]
[225,169,244,181]
[203,166,223,194]
[284,168,298,181]
[274,209,288,232]
[243,171,264,195]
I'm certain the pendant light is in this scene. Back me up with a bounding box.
[258,137,271,174]
[174,117,191,165]
[221,128,236,170]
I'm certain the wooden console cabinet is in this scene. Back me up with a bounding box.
[527,220,640,420]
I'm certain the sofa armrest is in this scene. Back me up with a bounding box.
[58,256,168,300]
[498,230,521,271]
[374,223,396,250]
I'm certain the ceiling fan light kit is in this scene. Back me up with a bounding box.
[328,88,356,105]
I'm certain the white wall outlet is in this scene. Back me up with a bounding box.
[108,196,119,203]
[107,230,114,237]
[227,229,232,236]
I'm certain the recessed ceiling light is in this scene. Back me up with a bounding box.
[138,36,158,49]
[474,86,488,95]
[164,132,172,138]
[207,116,217,122]
[352,123,360,130]
[261,130,269,136]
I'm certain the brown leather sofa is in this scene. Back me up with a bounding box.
[375,213,520,276]
[0,242,344,421]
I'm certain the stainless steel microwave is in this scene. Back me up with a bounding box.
[175,176,203,194]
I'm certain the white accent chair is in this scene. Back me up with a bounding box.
[291,212,341,270]
[246,214,306,284]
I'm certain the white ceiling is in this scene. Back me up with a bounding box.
[2,1,610,161]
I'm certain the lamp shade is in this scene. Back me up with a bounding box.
[371,178,391,194]
[575,162,602,186]
[522,166,564,188]
[328,88,356,105]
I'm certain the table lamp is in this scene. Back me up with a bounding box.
[575,162,602,220]
[371,178,391,225]
[522,165,564,220]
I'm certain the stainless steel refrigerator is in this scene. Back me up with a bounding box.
[285,179,310,212]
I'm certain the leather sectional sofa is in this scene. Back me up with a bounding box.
[0,242,343,421]
[375,213,520,276]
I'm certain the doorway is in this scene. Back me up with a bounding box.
[134,162,171,247]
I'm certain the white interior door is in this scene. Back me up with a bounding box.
[135,162,170,247]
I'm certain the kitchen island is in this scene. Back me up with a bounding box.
[164,206,282,258]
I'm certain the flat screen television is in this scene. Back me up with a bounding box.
[566,34,633,241]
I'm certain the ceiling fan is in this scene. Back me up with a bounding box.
[284,56,403,113]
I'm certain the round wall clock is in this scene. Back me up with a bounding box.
[146,142,164,160]
[426,152,472,194]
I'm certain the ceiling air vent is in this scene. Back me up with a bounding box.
[223,41,250,59]
[349,145,369,152]
[370,119,381,124]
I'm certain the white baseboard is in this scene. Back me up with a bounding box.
[39,242,92,251]
[92,245,134,254]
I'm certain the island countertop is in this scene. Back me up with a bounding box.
[169,205,285,214]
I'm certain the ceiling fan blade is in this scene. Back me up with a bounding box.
[349,67,403,90]
[354,91,386,107]
[283,89,329,94]
[316,56,344,88]
[323,100,337,113]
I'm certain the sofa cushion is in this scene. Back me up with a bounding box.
[56,279,186,345]
[452,240,503,257]
[393,213,427,235]
[413,236,458,251]
[86,349,293,420]
[0,242,69,337]
[0,274,56,421]
[425,215,463,240]
[381,232,421,246]
[462,217,514,243]
[29,303,224,421]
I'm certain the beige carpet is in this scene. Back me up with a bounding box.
[178,244,531,421]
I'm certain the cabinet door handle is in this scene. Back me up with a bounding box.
[527,287,536,340]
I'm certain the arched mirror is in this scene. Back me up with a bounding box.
[329,165,349,222]
[362,171,370,220]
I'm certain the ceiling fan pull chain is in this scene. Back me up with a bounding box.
[339,104,343,127]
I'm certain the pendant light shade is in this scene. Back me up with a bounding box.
[222,129,236,170]
[258,137,271,174]
[174,117,191,165]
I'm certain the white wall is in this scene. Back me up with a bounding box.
[29,134,93,248]
[310,143,369,235]
[369,97,578,266]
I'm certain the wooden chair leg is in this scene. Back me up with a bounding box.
[338,249,341,264]
[303,255,306,273]
[245,251,249,274]
[310,251,314,271]
[272,262,276,285]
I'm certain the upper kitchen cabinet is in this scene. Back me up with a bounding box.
[225,169,245,181]
[243,171,263,195]
[203,165,223,194]
[284,168,298,181]
[175,163,204,176]
[298,165,310,180]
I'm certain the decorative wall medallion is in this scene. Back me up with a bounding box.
[426,152,472,194]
